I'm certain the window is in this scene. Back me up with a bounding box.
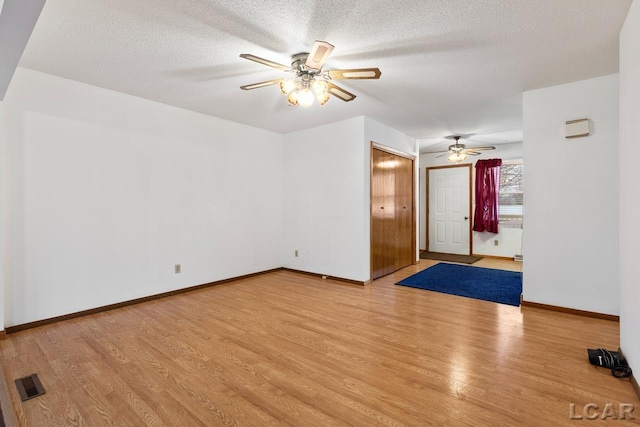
[499,160,523,227]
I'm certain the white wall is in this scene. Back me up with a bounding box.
[0,0,46,332]
[282,116,416,282]
[2,68,284,326]
[472,226,523,258]
[619,0,640,376]
[523,74,619,315]
[282,117,367,281]
[0,99,4,331]
[419,142,523,257]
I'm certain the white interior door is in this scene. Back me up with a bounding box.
[428,166,471,255]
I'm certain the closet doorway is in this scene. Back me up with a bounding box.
[370,143,416,280]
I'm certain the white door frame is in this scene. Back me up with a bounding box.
[426,164,473,255]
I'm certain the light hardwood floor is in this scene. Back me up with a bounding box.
[1,259,638,426]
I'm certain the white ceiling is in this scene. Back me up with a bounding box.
[18,0,632,152]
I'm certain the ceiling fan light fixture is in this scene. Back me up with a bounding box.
[286,92,299,106]
[448,152,468,163]
[423,135,496,160]
[316,91,330,106]
[240,40,381,107]
[279,78,296,95]
[297,87,315,107]
[282,74,330,107]
[312,79,328,95]
[312,79,329,106]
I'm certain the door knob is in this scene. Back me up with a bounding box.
[464,216,469,220]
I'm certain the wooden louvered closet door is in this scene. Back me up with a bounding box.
[371,146,415,280]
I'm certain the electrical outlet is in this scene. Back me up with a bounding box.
[295,250,299,257]
[174,264,181,274]
[494,240,499,246]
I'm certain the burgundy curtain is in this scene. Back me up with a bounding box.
[473,159,502,233]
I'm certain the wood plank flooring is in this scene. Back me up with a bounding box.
[1,259,638,426]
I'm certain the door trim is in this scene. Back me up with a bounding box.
[426,164,473,255]
[371,142,415,160]
[370,142,417,281]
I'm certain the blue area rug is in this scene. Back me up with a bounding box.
[396,263,522,306]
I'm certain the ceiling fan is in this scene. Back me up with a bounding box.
[423,136,496,163]
[239,40,381,107]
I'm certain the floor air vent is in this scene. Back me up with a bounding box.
[15,374,46,401]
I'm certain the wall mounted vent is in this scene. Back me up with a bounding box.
[565,118,590,138]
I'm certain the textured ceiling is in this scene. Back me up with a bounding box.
[18,0,632,151]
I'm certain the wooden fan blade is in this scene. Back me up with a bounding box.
[240,78,283,90]
[468,146,496,150]
[305,40,334,70]
[422,150,450,155]
[435,152,449,158]
[465,151,482,156]
[326,82,356,102]
[239,54,291,71]
[327,68,382,80]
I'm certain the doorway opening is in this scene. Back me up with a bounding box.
[426,164,472,255]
